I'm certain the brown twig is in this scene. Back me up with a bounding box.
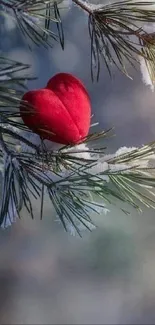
[72,0,93,14]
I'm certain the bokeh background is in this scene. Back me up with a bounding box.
[1,1,155,324]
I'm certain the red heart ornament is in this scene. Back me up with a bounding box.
[20,73,91,145]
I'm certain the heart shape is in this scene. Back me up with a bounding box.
[20,73,91,145]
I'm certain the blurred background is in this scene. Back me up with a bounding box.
[1,1,155,323]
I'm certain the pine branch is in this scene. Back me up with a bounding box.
[2,1,155,234]
[73,0,155,80]
[2,0,155,80]
[0,56,38,141]
[1,124,155,235]
[0,56,35,99]
[0,0,64,49]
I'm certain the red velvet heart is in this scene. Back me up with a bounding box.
[20,73,91,145]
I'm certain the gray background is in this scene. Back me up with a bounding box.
[1,2,155,324]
